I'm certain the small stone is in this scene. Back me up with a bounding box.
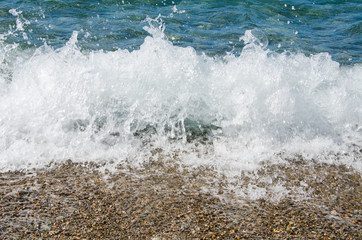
[40,224,51,231]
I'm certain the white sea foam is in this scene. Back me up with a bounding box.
[0,23,361,179]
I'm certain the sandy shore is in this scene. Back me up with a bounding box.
[1,158,361,239]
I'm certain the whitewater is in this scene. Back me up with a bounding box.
[0,0,361,202]
[1,16,361,174]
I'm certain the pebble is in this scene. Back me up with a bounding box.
[0,159,361,239]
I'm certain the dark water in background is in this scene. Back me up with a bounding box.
[0,0,361,180]
[1,0,361,63]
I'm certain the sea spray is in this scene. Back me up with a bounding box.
[0,19,361,201]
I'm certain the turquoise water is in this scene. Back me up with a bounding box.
[1,0,361,63]
[0,1,361,174]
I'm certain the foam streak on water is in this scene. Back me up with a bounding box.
[0,20,361,176]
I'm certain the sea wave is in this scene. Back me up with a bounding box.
[0,20,361,174]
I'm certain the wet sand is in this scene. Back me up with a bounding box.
[1,158,361,239]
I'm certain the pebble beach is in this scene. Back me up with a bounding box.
[1,157,361,239]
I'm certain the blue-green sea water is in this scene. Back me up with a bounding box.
[1,0,361,63]
[0,0,361,181]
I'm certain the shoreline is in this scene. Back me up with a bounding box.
[1,159,361,239]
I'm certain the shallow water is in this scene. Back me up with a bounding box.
[0,0,361,197]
